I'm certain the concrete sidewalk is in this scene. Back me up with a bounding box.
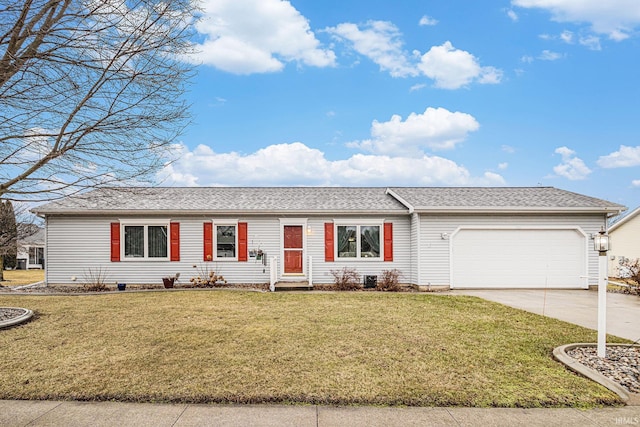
[452,289,640,342]
[1,400,639,427]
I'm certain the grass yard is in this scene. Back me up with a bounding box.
[0,291,628,407]
[0,269,44,287]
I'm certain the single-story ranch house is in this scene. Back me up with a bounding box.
[32,186,625,290]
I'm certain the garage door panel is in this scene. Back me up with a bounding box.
[451,229,586,288]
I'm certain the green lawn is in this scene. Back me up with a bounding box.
[0,291,627,407]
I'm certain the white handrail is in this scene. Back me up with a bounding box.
[308,255,313,287]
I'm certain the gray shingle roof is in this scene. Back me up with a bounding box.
[32,187,408,214]
[388,187,626,212]
[32,186,626,216]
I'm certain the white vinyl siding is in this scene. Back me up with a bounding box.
[410,213,420,285]
[45,215,411,286]
[45,216,278,285]
[44,211,607,289]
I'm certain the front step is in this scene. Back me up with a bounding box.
[274,281,313,291]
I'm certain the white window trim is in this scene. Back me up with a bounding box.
[334,221,383,261]
[120,219,170,261]
[213,220,239,261]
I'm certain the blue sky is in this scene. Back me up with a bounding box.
[159,0,640,210]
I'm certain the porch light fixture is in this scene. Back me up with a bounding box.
[593,228,610,254]
[441,233,449,240]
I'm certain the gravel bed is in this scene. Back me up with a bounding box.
[0,307,27,322]
[568,346,640,394]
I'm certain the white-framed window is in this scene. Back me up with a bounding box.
[335,222,382,259]
[29,247,44,265]
[122,221,169,260]
[215,222,238,260]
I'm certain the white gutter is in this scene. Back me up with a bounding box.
[31,209,411,217]
[412,206,626,215]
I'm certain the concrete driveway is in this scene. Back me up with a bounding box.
[452,289,640,342]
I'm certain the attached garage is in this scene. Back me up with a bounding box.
[450,227,588,289]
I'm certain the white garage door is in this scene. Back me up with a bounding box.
[451,228,587,289]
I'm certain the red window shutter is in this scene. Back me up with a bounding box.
[384,222,393,262]
[110,222,120,262]
[170,222,180,261]
[203,222,213,261]
[238,222,248,262]
[324,223,334,262]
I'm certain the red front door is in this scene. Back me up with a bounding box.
[284,225,303,274]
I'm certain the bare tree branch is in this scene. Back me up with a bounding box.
[0,0,197,201]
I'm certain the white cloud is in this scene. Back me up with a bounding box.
[158,142,503,187]
[480,172,507,185]
[409,83,427,92]
[632,180,640,188]
[580,35,602,50]
[507,9,519,22]
[501,145,516,153]
[597,145,640,168]
[419,15,438,26]
[498,162,509,170]
[521,55,534,63]
[418,41,503,89]
[191,0,335,74]
[542,30,601,50]
[560,30,573,43]
[538,49,563,60]
[326,20,418,77]
[512,0,640,41]
[347,107,480,155]
[326,24,502,89]
[553,146,591,180]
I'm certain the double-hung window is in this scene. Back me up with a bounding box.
[336,223,381,259]
[215,223,237,259]
[123,222,169,260]
[29,247,44,264]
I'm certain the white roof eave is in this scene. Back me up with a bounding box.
[412,206,626,215]
[32,209,411,217]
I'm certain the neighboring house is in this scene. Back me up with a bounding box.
[31,187,625,289]
[16,227,45,270]
[607,206,640,278]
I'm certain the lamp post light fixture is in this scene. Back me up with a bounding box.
[594,227,610,358]
[594,228,610,253]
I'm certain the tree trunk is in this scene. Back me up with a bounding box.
[0,255,4,282]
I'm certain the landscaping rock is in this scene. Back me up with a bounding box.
[568,346,640,394]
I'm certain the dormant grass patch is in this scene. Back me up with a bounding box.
[0,291,626,407]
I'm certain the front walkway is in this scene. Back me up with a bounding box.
[1,400,639,427]
[452,289,640,342]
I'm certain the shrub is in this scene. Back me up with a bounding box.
[617,258,640,295]
[190,265,226,287]
[377,269,402,292]
[619,258,640,283]
[331,267,362,291]
[82,267,109,292]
